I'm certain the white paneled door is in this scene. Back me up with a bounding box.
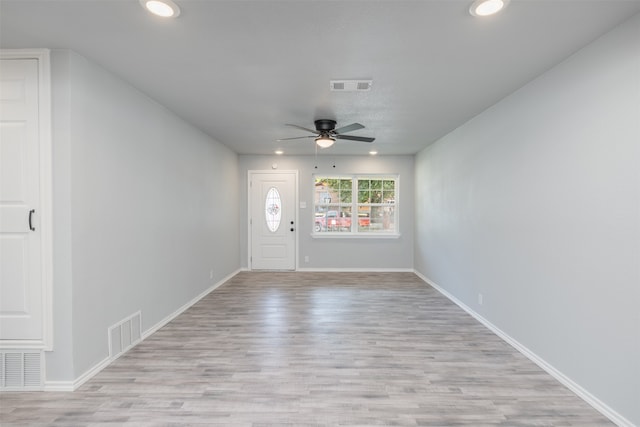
[250,171,297,270]
[0,58,43,341]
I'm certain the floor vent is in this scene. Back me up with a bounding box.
[0,350,44,390]
[108,311,142,360]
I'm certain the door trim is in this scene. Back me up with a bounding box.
[0,49,53,350]
[248,170,298,271]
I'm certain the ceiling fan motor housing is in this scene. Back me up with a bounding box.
[314,119,337,132]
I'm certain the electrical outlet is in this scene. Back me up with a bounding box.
[478,293,483,305]
[304,256,309,263]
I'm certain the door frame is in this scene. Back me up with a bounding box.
[247,170,299,271]
[0,49,53,350]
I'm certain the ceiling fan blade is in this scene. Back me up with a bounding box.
[333,123,364,134]
[285,124,318,134]
[277,135,316,141]
[335,134,375,143]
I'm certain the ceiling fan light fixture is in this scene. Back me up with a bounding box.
[315,136,336,149]
[469,0,509,17]
[140,0,181,18]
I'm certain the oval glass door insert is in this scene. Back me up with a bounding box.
[265,187,282,232]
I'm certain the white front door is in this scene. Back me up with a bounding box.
[0,58,43,341]
[250,171,297,270]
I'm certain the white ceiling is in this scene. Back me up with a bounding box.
[2,0,639,155]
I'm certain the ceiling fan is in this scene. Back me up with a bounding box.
[277,119,375,148]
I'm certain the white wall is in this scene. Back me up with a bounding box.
[47,50,240,381]
[48,50,74,381]
[415,14,639,425]
[239,155,414,270]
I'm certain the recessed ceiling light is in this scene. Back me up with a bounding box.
[369,151,378,155]
[140,0,181,18]
[275,150,284,155]
[469,0,509,17]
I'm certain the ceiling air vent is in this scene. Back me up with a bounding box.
[330,80,372,92]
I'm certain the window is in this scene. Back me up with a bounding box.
[264,187,282,232]
[313,175,398,236]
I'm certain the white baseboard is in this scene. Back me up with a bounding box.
[74,356,111,389]
[141,268,241,340]
[43,355,110,391]
[44,269,241,392]
[296,267,414,272]
[43,381,74,392]
[413,270,635,427]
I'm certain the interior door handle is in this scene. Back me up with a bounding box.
[28,209,35,231]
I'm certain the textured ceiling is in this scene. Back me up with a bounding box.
[1,0,639,155]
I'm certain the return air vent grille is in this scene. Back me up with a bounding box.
[330,80,372,92]
[0,350,43,390]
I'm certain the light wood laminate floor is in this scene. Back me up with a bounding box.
[1,272,613,426]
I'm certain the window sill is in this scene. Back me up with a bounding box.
[311,233,401,239]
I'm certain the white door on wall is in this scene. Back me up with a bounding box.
[250,171,297,270]
[0,58,43,341]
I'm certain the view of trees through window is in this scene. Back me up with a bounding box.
[314,175,397,234]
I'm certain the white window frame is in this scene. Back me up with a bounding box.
[312,174,400,239]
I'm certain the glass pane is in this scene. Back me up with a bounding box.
[314,179,331,204]
[358,179,370,190]
[385,190,395,203]
[358,190,370,203]
[357,209,371,232]
[371,191,382,204]
[264,187,282,233]
[371,179,382,190]
[314,205,352,232]
[383,180,395,190]
[368,205,395,232]
[315,177,352,204]
[324,179,340,192]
